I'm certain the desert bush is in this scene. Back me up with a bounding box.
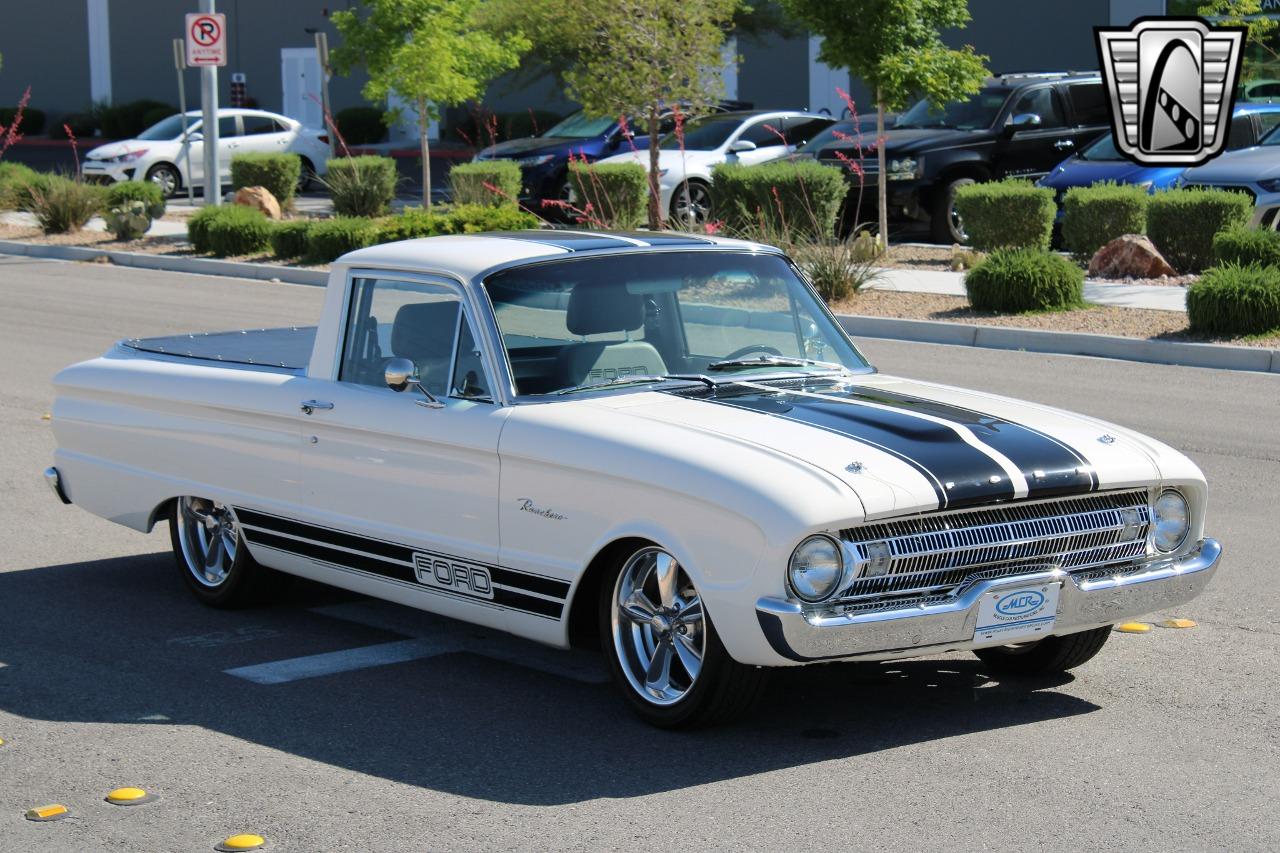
[793,236,883,303]
[306,216,383,263]
[270,220,314,260]
[567,161,647,229]
[0,162,41,210]
[334,106,386,145]
[1187,263,1280,336]
[26,175,104,233]
[201,205,274,256]
[965,248,1085,313]
[1061,182,1149,261]
[953,180,1055,252]
[104,180,165,219]
[1147,188,1253,272]
[713,160,846,239]
[0,106,45,135]
[324,156,397,217]
[1211,225,1280,268]
[230,152,301,208]
[449,160,521,207]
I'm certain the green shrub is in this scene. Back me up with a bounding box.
[439,203,540,234]
[1061,182,1149,262]
[203,205,274,256]
[712,160,846,239]
[376,207,444,242]
[449,160,521,207]
[0,162,40,210]
[324,156,397,217]
[97,99,174,139]
[186,205,222,253]
[569,161,648,229]
[104,180,165,219]
[965,248,1085,313]
[334,106,386,145]
[51,113,97,139]
[306,216,383,263]
[230,152,301,208]
[26,176,104,233]
[104,201,153,240]
[1147,188,1253,272]
[1187,263,1280,336]
[270,220,314,259]
[1211,225,1280,268]
[0,106,45,135]
[953,180,1055,252]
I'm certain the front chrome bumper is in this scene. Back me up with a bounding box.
[755,538,1221,663]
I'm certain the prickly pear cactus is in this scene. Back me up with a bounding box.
[105,201,152,240]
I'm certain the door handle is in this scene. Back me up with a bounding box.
[1053,139,1075,150]
[300,400,334,415]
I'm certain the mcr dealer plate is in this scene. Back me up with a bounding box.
[973,583,1061,646]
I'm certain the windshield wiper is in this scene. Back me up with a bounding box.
[706,355,850,373]
[550,374,717,396]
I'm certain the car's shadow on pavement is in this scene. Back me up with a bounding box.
[0,553,1099,805]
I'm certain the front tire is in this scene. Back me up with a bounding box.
[931,176,975,244]
[973,626,1112,677]
[145,163,181,199]
[599,545,769,728]
[669,181,713,230]
[169,496,289,608]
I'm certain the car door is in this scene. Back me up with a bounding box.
[239,113,293,156]
[1061,80,1111,152]
[997,86,1074,179]
[186,115,240,186]
[288,272,513,628]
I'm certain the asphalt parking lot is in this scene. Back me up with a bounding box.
[1,254,1278,852]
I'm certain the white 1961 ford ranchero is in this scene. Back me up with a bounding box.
[45,230,1221,727]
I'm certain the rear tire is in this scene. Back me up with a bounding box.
[297,157,317,194]
[599,545,769,728]
[973,626,1112,676]
[168,496,290,608]
[931,176,975,244]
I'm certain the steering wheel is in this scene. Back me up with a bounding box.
[721,344,783,361]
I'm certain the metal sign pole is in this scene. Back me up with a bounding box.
[173,39,195,204]
[199,0,220,205]
[315,31,335,160]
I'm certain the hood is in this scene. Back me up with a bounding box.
[598,148,713,171]
[476,136,605,160]
[600,375,1164,520]
[1183,144,1280,182]
[85,140,149,160]
[821,127,988,157]
[1039,157,1180,190]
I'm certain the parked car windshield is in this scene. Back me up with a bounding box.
[1079,132,1123,161]
[659,116,741,150]
[797,120,865,152]
[484,251,870,397]
[894,89,1010,130]
[1260,123,1280,145]
[543,111,616,139]
[138,114,191,140]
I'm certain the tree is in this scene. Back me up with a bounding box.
[498,0,740,229]
[1197,1,1279,81]
[331,0,529,207]
[781,0,989,246]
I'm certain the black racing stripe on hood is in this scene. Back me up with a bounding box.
[836,386,1098,499]
[710,394,1015,509]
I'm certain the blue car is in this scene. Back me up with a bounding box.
[1038,102,1280,215]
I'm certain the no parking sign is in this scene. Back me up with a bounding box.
[185,12,227,67]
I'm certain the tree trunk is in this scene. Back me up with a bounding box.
[647,105,662,231]
[418,97,431,209]
[876,91,888,250]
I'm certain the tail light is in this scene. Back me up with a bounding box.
[318,134,329,144]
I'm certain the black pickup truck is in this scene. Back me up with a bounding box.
[806,72,1111,243]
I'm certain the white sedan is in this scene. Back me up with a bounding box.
[81,108,330,197]
[597,110,835,227]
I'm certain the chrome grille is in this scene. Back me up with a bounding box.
[835,490,1150,606]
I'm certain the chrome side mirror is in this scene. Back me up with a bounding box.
[1008,113,1042,133]
[384,357,444,409]
[187,131,204,142]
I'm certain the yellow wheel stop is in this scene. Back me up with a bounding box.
[25,804,70,822]
[1159,618,1197,629]
[1115,622,1152,633]
[106,786,155,805]
[216,834,267,851]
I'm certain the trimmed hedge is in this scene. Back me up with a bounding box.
[325,156,397,217]
[230,152,301,208]
[1187,263,1280,336]
[105,180,165,219]
[1061,182,1149,262]
[334,106,386,145]
[306,216,383,263]
[188,204,271,255]
[376,204,541,243]
[449,160,521,207]
[953,180,1055,252]
[965,248,1085,313]
[1147,188,1253,272]
[1211,226,1280,268]
[0,106,45,135]
[712,160,846,239]
[270,220,313,259]
[569,161,648,229]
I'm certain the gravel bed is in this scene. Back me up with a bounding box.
[880,243,1196,288]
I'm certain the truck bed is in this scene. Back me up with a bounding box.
[122,326,316,372]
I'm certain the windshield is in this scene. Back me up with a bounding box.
[1079,132,1123,161]
[138,114,193,140]
[660,116,741,150]
[1261,123,1280,145]
[542,111,617,139]
[798,120,862,152]
[484,251,870,396]
[895,89,1010,130]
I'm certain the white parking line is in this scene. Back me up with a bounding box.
[224,638,454,685]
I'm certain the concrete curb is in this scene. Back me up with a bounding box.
[838,314,1280,375]
[0,240,328,286]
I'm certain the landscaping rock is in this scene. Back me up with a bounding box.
[1088,234,1176,279]
[233,186,282,220]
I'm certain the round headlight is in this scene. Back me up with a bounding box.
[1152,490,1190,552]
[788,535,844,602]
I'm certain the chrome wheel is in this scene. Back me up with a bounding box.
[671,182,712,229]
[176,496,240,588]
[611,548,706,706]
[146,164,179,198]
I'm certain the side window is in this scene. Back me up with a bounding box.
[219,116,240,138]
[340,278,462,397]
[451,319,492,401]
[1258,111,1280,139]
[1010,88,1066,129]
[243,115,280,135]
[1066,83,1109,126]
[783,117,834,146]
[738,120,787,148]
[1228,114,1257,149]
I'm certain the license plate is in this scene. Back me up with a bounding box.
[973,583,1060,646]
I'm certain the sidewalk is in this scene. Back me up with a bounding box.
[868,266,1188,312]
[0,211,188,237]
